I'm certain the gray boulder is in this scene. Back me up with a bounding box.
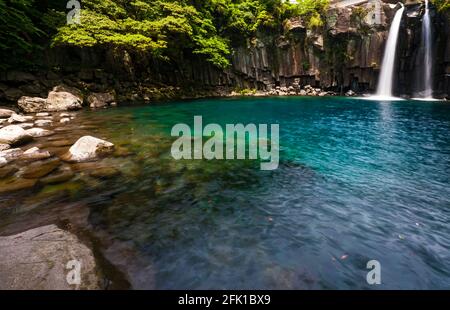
[0,225,101,290]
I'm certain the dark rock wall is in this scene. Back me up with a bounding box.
[0,1,449,102]
[228,2,449,97]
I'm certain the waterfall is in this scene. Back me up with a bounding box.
[420,0,434,99]
[374,4,405,99]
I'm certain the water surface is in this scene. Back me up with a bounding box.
[1,96,449,289]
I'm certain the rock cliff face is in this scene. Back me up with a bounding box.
[227,1,449,97]
[0,1,448,101]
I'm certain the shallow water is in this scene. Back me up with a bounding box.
[1,96,450,289]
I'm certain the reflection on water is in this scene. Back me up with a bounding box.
[1,97,450,289]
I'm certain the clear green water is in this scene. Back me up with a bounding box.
[1,96,449,289]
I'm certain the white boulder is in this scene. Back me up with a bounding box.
[62,136,114,162]
[0,125,33,146]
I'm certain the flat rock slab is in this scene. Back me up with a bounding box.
[40,169,75,185]
[0,225,101,290]
[21,158,60,179]
[0,178,37,194]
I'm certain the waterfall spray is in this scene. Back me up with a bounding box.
[373,3,405,100]
[420,0,434,99]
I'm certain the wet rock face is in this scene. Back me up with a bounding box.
[227,3,448,96]
[0,225,101,290]
[62,136,115,162]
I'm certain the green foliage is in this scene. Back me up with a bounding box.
[350,6,371,35]
[0,0,64,69]
[287,0,329,29]
[0,0,42,69]
[236,88,257,96]
[0,0,331,69]
[432,0,450,12]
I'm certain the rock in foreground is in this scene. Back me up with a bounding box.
[0,225,101,290]
[62,136,114,162]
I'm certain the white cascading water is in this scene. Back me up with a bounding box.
[373,3,405,100]
[420,0,434,99]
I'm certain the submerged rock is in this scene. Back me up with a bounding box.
[44,139,73,147]
[0,178,37,193]
[40,167,75,185]
[7,113,33,124]
[18,122,34,129]
[22,147,51,161]
[60,117,71,124]
[26,127,54,138]
[34,119,53,127]
[21,158,60,179]
[89,167,121,179]
[0,165,17,179]
[0,125,33,146]
[62,136,115,162]
[0,225,101,290]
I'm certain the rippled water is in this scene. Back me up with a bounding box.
[1,97,449,289]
